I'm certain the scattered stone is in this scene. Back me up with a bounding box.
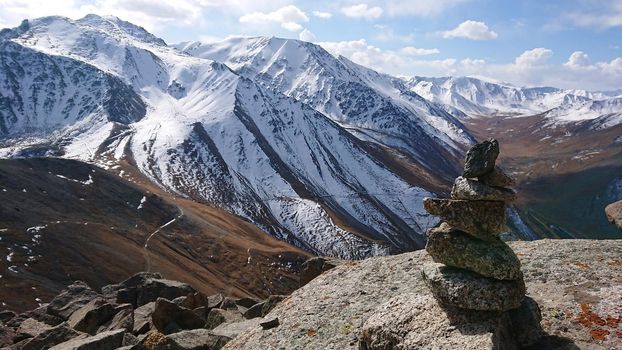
[133,301,155,335]
[103,272,195,307]
[15,317,54,340]
[165,329,231,350]
[211,318,262,339]
[259,318,279,330]
[605,200,622,230]
[67,298,116,335]
[0,310,16,323]
[243,295,286,319]
[421,263,525,311]
[463,138,499,178]
[478,166,515,187]
[97,303,134,333]
[507,296,543,348]
[205,309,243,330]
[451,176,516,202]
[20,324,81,350]
[151,298,205,335]
[219,298,238,310]
[47,281,101,320]
[173,292,207,310]
[426,223,521,280]
[206,294,224,309]
[1,324,16,347]
[122,332,139,347]
[48,329,125,350]
[423,198,507,238]
[6,304,64,329]
[300,257,341,286]
[234,297,259,309]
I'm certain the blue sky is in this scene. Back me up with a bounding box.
[0,0,620,90]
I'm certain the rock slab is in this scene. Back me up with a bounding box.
[451,176,516,202]
[421,263,525,311]
[425,223,521,280]
[605,200,622,229]
[423,198,507,238]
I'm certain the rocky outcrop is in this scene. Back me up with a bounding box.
[605,200,622,229]
[0,272,287,350]
[225,239,622,350]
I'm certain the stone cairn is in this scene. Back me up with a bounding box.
[421,138,528,313]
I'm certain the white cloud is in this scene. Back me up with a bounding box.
[514,48,553,66]
[299,28,317,42]
[239,5,308,32]
[442,20,498,40]
[318,39,455,76]
[312,10,332,19]
[564,51,591,67]
[384,0,469,17]
[281,21,303,32]
[400,46,439,56]
[562,1,622,29]
[341,4,383,20]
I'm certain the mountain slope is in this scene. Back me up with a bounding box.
[0,157,309,312]
[0,15,448,259]
[176,37,474,181]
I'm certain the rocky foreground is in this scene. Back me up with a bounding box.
[1,240,620,350]
[228,239,621,350]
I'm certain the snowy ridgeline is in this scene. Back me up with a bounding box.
[0,15,620,258]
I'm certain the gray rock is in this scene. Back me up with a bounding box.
[206,294,224,309]
[507,296,543,348]
[48,329,125,350]
[463,138,499,178]
[205,309,243,330]
[173,292,208,310]
[426,223,522,280]
[97,303,134,333]
[243,295,286,319]
[47,281,101,320]
[0,310,16,323]
[222,240,622,350]
[359,294,518,350]
[165,329,230,350]
[20,323,81,350]
[451,176,516,202]
[211,318,262,339]
[259,318,279,330]
[152,298,205,335]
[67,298,116,335]
[133,302,155,335]
[421,263,525,311]
[6,304,64,329]
[103,272,195,308]
[234,297,259,309]
[605,200,622,230]
[1,324,16,347]
[423,198,507,238]
[16,317,54,339]
[300,257,341,286]
[478,166,516,187]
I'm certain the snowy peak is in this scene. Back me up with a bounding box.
[405,76,622,127]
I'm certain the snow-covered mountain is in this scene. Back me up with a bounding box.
[0,15,460,259]
[405,76,621,124]
[175,37,474,177]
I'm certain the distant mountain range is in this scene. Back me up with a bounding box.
[1,15,621,260]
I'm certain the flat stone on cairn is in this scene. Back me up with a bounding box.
[422,137,532,316]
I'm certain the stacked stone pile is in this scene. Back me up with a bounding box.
[421,138,526,312]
